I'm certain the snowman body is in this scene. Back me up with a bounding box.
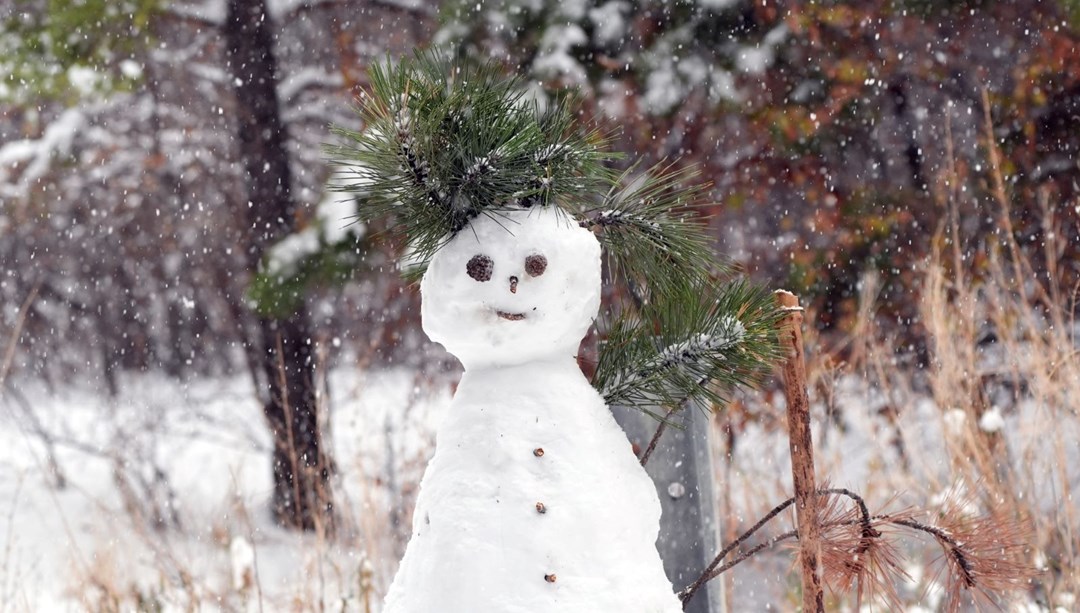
[382,207,681,613]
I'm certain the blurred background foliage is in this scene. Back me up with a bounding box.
[441,0,1080,354]
[1,0,1078,604]
[0,0,1071,377]
[1,0,1077,399]
[1,0,160,102]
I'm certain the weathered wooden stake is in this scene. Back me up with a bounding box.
[774,290,824,613]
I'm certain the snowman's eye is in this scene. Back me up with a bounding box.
[525,254,547,277]
[466,254,493,282]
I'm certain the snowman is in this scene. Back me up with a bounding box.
[382,206,682,612]
[332,51,775,613]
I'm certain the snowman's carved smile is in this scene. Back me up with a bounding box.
[496,310,527,321]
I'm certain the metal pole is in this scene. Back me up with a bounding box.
[614,405,722,613]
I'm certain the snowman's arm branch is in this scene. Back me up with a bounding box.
[677,495,796,606]
[638,371,713,466]
[638,404,679,467]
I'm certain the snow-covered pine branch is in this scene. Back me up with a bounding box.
[462,155,496,184]
[394,106,446,209]
[600,318,746,409]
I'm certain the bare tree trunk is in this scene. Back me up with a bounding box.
[223,0,333,532]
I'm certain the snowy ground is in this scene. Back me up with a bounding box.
[0,368,451,611]
[1,365,1075,611]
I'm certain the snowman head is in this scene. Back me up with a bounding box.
[420,206,602,369]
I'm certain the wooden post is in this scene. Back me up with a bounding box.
[774,290,823,613]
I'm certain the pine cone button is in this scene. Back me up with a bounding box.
[533,447,544,457]
[535,502,546,514]
[544,573,557,583]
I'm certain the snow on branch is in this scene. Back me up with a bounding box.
[278,68,345,105]
[0,108,85,197]
[600,318,745,408]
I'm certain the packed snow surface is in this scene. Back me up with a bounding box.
[389,206,681,612]
[382,358,681,612]
[420,207,601,369]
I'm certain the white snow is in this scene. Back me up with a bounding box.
[168,0,418,24]
[266,226,320,276]
[532,25,590,85]
[735,47,772,74]
[119,59,144,79]
[67,65,100,95]
[643,63,684,115]
[588,1,629,47]
[277,67,344,104]
[0,107,85,190]
[317,189,362,245]
[707,67,740,103]
[0,368,451,610]
[264,191,362,275]
[978,405,1005,432]
[391,207,682,611]
[596,78,627,118]
[554,0,588,21]
[421,207,601,370]
[229,536,256,591]
[942,407,967,435]
[167,0,226,24]
[696,0,738,8]
[735,24,788,74]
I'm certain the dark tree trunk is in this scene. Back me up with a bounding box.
[223,0,333,531]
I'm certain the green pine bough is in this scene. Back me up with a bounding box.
[329,49,782,419]
[593,279,784,420]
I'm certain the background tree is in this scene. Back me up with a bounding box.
[223,0,332,531]
[0,0,434,529]
[440,0,1080,339]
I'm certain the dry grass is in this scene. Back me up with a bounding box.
[847,115,1077,607]
[913,99,1079,606]
[705,100,1077,609]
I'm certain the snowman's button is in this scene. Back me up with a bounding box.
[535,502,546,514]
[533,447,544,457]
[544,573,557,583]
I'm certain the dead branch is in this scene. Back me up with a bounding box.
[639,404,678,467]
[0,283,40,390]
[775,289,824,612]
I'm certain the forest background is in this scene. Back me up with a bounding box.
[1,0,1079,610]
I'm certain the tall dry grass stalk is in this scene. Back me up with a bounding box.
[699,98,1066,607]
[915,97,1078,604]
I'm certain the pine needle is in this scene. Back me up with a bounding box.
[593,279,783,418]
[327,49,613,270]
[579,160,727,299]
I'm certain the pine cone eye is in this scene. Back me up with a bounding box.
[525,254,547,277]
[466,254,493,282]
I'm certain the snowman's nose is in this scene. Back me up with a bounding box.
[509,276,519,294]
